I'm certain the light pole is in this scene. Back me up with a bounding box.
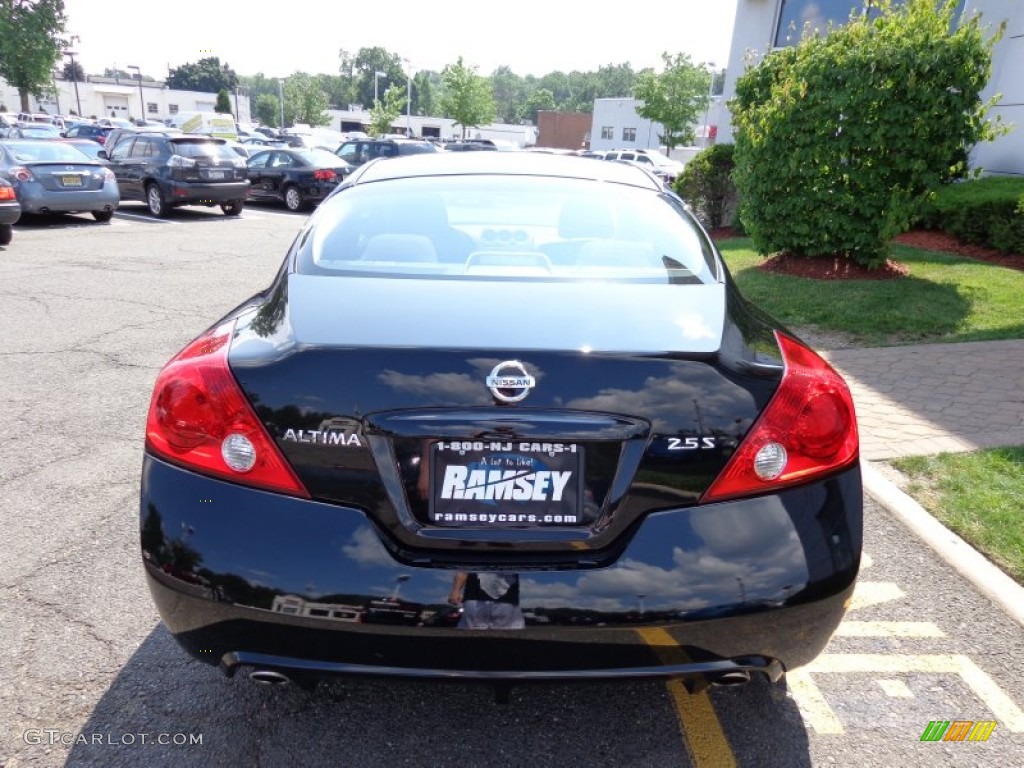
[63,36,82,117]
[127,65,144,123]
[277,78,285,129]
[373,70,385,105]
[402,59,412,136]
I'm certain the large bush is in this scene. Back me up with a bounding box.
[922,177,1024,254]
[731,0,1003,268]
[674,144,737,229]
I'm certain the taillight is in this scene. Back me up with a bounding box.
[702,331,858,502]
[145,323,309,497]
[0,185,15,201]
[11,166,33,182]
[313,169,336,181]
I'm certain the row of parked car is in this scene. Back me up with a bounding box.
[0,123,684,243]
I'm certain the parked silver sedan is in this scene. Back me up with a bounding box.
[0,139,120,221]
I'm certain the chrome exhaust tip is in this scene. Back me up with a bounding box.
[249,669,291,686]
[710,670,752,687]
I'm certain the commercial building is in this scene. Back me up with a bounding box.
[718,0,1023,176]
[0,75,252,124]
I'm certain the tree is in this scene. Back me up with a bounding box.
[282,73,329,127]
[103,67,132,80]
[368,84,405,136]
[731,0,1004,267]
[439,57,496,138]
[352,46,405,109]
[60,57,84,82]
[254,93,280,127]
[517,87,555,124]
[0,0,67,112]
[166,56,238,93]
[412,71,434,116]
[633,52,710,151]
[490,65,525,123]
[215,88,232,116]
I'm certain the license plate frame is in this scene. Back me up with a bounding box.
[428,441,584,527]
[60,175,83,187]
[206,170,226,180]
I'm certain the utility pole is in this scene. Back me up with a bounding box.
[127,65,145,122]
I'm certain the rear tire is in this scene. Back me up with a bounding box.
[93,210,114,222]
[146,183,168,218]
[283,185,305,212]
[0,223,11,246]
[221,200,244,216]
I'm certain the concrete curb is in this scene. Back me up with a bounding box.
[861,459,1024,630]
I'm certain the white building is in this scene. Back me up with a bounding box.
[0,75,251,124]
[718,0,1023,176]
[327,108,538,146]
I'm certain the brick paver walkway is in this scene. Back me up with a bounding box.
[822,340,1024,461]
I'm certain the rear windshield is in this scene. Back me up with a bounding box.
[296,149,346,167]
[3,141,95,163]
[170,139,240,161]
[300,175,718,284]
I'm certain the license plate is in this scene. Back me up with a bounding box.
[61,175,82,187]
[207,170,225,180]
[429,441,584,527]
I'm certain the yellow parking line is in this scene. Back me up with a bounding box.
[637,627,737,768]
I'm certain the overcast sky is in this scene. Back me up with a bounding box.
[62,1,739,79]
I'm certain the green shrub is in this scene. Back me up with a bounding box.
[730,0,1003,268]
[674,144,737,229]
[922,177,1024,253]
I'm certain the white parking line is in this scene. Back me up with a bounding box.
[113,211,173,224]
[792,654,1024,734]
[834,621,945,638]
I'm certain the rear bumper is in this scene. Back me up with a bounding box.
[162,179,249,205]
[17,184,119,213]
[0,201,19,225]
[141,455,862,680]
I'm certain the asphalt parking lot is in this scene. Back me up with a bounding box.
[2,206,1023,767]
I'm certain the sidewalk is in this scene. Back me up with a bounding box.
[821,338,1024,627]
[822,339,1024,461]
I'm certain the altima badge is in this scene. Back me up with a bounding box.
[486,360,535,403]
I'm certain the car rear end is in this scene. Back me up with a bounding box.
[1,140,118,215]
[292,149,352,204]
[158,137,249,206]
[0,177,20,244]
[140,157,861,689]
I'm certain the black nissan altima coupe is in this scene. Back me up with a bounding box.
[141,152,861,693]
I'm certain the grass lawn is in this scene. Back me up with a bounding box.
[890,449,1024,585]
[718,238,1024,346]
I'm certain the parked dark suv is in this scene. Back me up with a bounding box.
[102,135,249,217]
[334,138,437,168]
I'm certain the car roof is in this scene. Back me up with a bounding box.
[350,152,663,189]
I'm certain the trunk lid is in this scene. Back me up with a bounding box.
[227,275,782,562]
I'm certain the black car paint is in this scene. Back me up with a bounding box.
[140,155,862,686]
[245,149,349,210]
[142,456,860,679]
